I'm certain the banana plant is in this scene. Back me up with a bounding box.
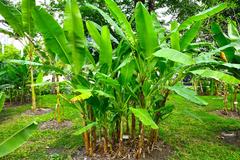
[87,0,239,158]
[0,0,38,110]
[0,51,31,105]
[31,0,240,159]
[210,20,240,112]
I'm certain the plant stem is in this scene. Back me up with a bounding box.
[131,113,136,139]
[136,122,144,159]
[223,83,228,112]
[118,117,123,155]
[29,43,36,111]
[103,127,108,154]
[233,86,238,112]
[56,75,61,123]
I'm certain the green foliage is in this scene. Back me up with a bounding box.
[0,92,5,112]
[170,21,180,51]
[0,1,23,36]
[180,21,202,51]
[86,3,125,39]
[168,85,208,106]
[228,20,240,40]
[177,3,228,31]
[130,107,158,129]
[1,0,238,158]
[191,69,240,85]
[21,0,35,35]
[154,48,194,65]
[74,122,97,135]
[99,26,112,69]
[0,122,38,158]
[211,22,235,62]
[104,0,135,45]
[64,0,87,74]
[135,2,158,58]
[32,7,71,64]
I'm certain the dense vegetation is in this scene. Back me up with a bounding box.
[0,0,239,159]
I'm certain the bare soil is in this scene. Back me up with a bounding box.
[23,108,52,116]
[4,102,31,108]
[219,130,240,147]
[72,139,173,160]
[39,119,72,130]
[213,110,240,119]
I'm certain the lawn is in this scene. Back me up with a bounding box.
[0,94,240,160]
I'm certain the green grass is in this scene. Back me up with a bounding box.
[0,94,240,159]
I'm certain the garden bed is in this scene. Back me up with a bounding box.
[39,119,72,130]
[72,140,173,160]
[213,110,240,119]
[23,108,52,116]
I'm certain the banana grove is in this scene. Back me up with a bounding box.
[0,0,240,159]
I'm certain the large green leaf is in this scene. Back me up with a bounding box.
[154,48,195,65]
[86,3,125,39]
[86,21,102,47]
[0,92,5,112]
[170,21,180,51]
[94,90,115,99]
[90,21,119,44]
[114,56,133,72]
[180,21,202,51]
[0,122,38,158]
[32,7,70,64]
[211,22,235,62]
[135,2,158,58]
[74,122,97,135]
[130,107,158,129]
[191,69,240,85]
[21,0,35,35]
[71,89,92,103]
[104,0,135,45]
[7,59,43,66]
[177,3,227,31]
[36,72,43,84]
[168,85,208,106]
[228,20,240,40]
[120,60,135,85]
[100,26,112,69]
[0,1,23,36]
[64,0,87,74]
[96,73,120,88]
[222,63,240,69]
